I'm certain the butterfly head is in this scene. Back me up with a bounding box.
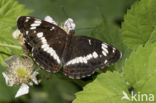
[17,16,27,31]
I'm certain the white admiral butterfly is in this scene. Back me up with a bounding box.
[17,16,122,79]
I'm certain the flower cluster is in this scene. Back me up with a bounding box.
[2,55,39,98]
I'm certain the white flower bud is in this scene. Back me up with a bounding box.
[44,16,57,25]
[63,18,75,34]
[12,29,21,39]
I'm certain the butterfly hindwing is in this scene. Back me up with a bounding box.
[63,36,121,79]
[17,16,68,72]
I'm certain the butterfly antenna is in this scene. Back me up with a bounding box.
[61,5,69,19]
[76,26,97,31]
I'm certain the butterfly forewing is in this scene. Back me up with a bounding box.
[63,36,121,79]
[17,16,68,72]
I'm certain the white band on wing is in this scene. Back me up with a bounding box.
[35,32,61,64]
[65,51,98,66]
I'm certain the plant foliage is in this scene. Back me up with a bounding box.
[0,0,31,101]
[0,0,156,103]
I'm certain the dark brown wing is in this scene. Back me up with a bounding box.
[17,16,68,72]
[63,36,121,79]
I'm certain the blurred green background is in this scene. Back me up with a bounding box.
[19,0,136,36]
[0,0,136,103]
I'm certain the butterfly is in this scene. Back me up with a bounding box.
[17,16,122,79]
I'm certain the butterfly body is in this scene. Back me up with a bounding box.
[17,16,121,79]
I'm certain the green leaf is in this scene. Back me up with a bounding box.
[121,0,156,49]
[0,68,18,101]
[0,0,31,66]
[123,43,156,96]
[0,0,31,102]
[42,74,78,103]
[148,26,156,43]
[73,72,130,103]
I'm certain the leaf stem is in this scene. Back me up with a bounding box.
[0,42,21,50]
